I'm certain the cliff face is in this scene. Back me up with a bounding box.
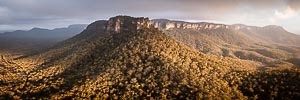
[86,16,255,33]
[105,16,151,33]
[151,19,255,30]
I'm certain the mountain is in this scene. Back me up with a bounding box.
[151,19,300,46]
[151,19,300,68]
[1,16,299,99]
[0,24,87,53]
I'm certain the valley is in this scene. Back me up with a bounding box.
[0,16,299,99]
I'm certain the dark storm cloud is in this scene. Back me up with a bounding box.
[0,0,299,33]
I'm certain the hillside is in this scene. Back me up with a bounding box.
[1,16,299,99]
[151,19,300,68]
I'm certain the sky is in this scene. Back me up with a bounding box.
[0,0,300,34]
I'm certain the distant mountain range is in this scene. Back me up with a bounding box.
[0,24,87,53]
[0,24,87,39]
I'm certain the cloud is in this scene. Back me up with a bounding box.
[0,0,296,21]
[275,6,297,19]
[286,0,300,10]
[0,6,9,15]
[0,6,11,20]
[0,0,299,34]
[0,0,292,21]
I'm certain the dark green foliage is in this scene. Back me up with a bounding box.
[237,69,300,100]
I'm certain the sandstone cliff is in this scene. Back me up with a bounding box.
[105,16,151,33]
[150,19,257,30]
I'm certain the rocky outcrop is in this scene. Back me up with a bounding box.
[105,16,151,33]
